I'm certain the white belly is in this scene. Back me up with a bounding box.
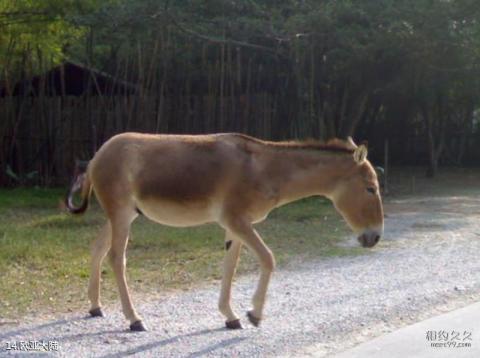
[136,198,220,227]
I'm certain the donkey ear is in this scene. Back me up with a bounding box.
[347,136,358,149]
[353,144,368,163]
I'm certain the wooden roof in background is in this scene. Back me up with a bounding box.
[0,61,139,97]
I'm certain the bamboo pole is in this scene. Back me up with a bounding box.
[384,139,389,195]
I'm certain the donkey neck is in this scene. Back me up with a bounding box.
[267,148,356,206]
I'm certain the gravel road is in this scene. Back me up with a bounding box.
[1,193,480,357]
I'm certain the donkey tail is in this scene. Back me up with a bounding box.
[65,167,92,214]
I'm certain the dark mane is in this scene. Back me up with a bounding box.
[225,133,355,154]
[274,139,355,154]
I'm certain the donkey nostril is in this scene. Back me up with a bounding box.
[374,235,380,244]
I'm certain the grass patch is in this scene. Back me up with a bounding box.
[0,187,359,320]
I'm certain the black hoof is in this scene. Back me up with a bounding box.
[130,320,147,332]
[89,307,105,317]
[247,311,261,327]
[225,319,242,329]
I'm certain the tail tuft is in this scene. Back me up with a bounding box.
[65,170,91,214]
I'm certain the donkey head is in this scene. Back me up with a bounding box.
[330,138,384,248]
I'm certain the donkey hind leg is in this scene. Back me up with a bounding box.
[218,231,243,329]
[225,219,276,327]
[109,214,147,331]
[88,223,112,317]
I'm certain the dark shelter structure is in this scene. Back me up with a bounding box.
[0,62,139,186]
[0,61,138,97]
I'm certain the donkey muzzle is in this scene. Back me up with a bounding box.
[358,230,381,248]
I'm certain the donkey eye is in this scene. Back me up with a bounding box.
[366,187,376,194]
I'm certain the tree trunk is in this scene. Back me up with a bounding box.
[423,103,446,178]
[456,103,474,165]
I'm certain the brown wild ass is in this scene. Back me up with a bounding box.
[66,132,383,331]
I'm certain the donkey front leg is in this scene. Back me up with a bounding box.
[225,219,276,327]
[109,219,146,331]
[88,222,112,318]
[219,232,243,329]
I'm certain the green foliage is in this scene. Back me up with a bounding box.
[5,165,38,184]
[0,0,95,78]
